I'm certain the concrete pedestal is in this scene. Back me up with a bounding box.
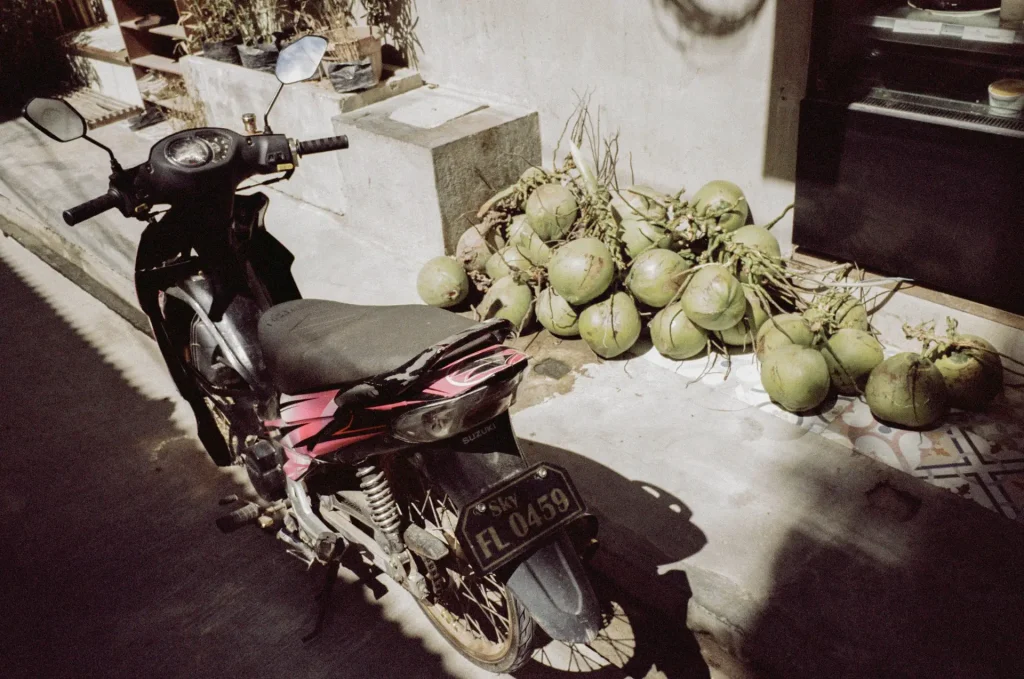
[332,87,541,256]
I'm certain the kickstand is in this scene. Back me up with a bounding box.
[302,557,340,643]
[340,548,389,600]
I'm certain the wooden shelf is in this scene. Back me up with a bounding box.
[149,24,186,40]
[113,0,192,121]
[131,54,183,76]
[72,43,130,65]
[120,17,163,31]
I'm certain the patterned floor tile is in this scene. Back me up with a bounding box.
[640,345,1024,523]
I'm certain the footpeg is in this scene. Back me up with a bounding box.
[216,502,261,533]
[404,524,449,561]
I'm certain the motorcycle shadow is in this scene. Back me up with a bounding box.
[516,440,710,679]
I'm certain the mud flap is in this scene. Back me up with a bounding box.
[507,535,602,645]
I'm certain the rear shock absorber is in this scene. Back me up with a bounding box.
[356,463,402,551]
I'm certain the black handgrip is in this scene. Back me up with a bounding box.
[296,135,349,156]
[63,190,120,226]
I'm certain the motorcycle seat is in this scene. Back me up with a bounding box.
[257,299,477,394]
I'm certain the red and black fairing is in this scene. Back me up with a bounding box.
[265,343,528,479]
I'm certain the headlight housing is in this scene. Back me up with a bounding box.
[392,374,522,444]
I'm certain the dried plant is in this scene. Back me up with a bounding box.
[179,0,239,50]
[361,0,420,66]
[287,0,356,34]
[237,0,286,46]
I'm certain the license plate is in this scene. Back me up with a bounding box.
[456,463,586,573]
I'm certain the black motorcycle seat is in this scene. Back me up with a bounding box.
[258,299,477,394]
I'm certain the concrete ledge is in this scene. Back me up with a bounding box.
[0,199,148,333]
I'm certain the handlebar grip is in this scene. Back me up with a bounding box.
[63,190,120,226]
[296,135,349,156]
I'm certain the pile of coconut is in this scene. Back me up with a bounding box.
[415,112,1020,430]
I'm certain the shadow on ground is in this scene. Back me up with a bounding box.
[0,251,711,678]
[715,462,1024,678]
[519,441,710,679]
[0,255,459,679]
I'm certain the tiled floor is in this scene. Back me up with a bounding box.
[640,346,1024,522]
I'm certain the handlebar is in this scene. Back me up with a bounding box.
[296,135,349,156]
[63,190,121,226]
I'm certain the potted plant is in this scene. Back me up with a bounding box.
[321,26,383,93]
[236,0,284,72]
[181,0,242,65]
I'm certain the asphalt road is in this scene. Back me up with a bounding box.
[0,237,708,679]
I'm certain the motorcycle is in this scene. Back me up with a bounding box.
[23,35,600,673]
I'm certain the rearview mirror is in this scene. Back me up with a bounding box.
[275,35,328,85]
[23,97,87,142]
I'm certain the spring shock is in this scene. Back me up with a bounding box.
[356,463,402,549]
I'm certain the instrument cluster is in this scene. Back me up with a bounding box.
[163,130,233,169]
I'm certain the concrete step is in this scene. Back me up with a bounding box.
[331,86,541,256]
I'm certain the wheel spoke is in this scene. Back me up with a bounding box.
[408,480,517,664]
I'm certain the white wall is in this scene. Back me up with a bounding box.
[412,0,811,248]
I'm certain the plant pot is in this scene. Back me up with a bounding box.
[324,57,379,93]
[237,43,279,73]
[203,37,242,65]
[323,27,383,81]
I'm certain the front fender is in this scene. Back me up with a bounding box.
[415,415,602,644]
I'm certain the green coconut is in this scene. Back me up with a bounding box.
[620,215,672,259]
[806,295,870,334]
[865,353,949,429]
[610,185,668,222]
[485,245,532,280]
[625,249,691,308]
[536,287,580,337]
[679,265,746,331]
[525,183,578,241]
[731,225,781,260]
[519,166,547,184]
[821,328,885,395]
[508,214,551,266]
[718,289,769,347]
[691,180,749,233]
[417,256,469,308]
[760,344,831,412]
[578,292,642,359]
[650,302,708,360]
[456,223,502,272]
[478,276,533,329]
[755,314,815,361]
[933,335,1004,410]
[836,297,869,331]
[547,237,615,305]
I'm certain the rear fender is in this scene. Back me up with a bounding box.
[414,415,602,644]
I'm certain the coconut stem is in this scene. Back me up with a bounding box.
[762,203,794,231]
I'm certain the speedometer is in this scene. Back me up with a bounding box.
[165,137,213,168]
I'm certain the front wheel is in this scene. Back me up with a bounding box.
[407,485,537,674]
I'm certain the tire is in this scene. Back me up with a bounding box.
[404,480,537,674]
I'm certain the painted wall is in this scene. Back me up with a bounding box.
[410,0,812,248]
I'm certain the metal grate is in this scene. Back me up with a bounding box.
[849,88,1024,138]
